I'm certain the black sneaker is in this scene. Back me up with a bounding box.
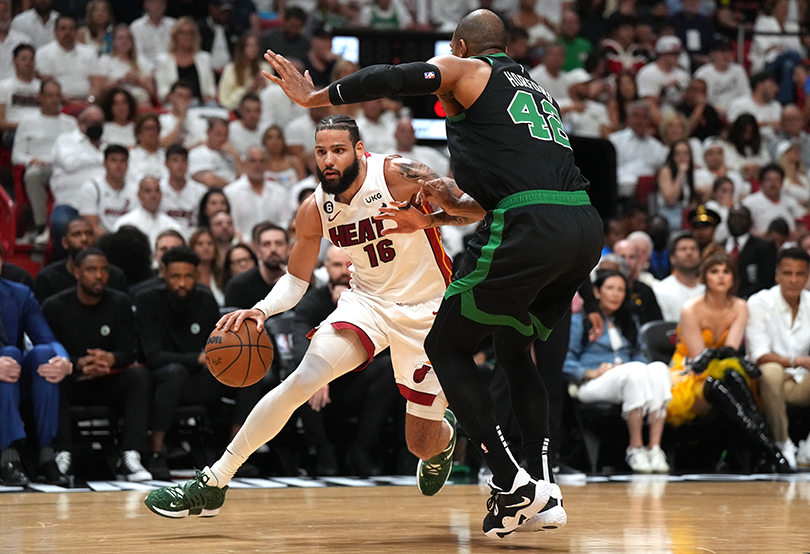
[0,460,29,486]
[36,459,70,487]
[482,468,551,539]
[148,452,172,481]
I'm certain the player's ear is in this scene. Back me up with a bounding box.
[355,139,365,158]
[458,39,468,58]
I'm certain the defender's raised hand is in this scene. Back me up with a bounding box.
[263,49,326,108]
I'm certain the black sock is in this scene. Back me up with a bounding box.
[1,447,20,464]
[524,437,555,483]
[39,446,55,465]
[469,425,520,490]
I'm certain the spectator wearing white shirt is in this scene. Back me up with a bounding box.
[0,0,32,81]
[751,0,805,104]
[635,36,690,120]
[694,136,748,201]
[770,104,810,169]
[355,99,398,154]
[158,80,207,149]
[284,105,331,174]
[98,24,156,107]
[197,1,238,77]
[528,43,570,102]
[160,144,207,238]
[742,163,806,236]
[79,144,137,236]
[35,15,102,103]
[127,113,166,184]
[49,104,106,258]
[559,69,612,138]
[114,175,182,247]
[154,17,216,104]
[129,0,176,68]
[693,38,751,117]
[608,100,668,199]
[260,80,307,130]
[652,232,705,322]
[99,87,137,147]
[724,113,773,183]
[392,118,450,177]
[11,78,76,242]
[430,0,478,33]
[188,117,242,188]
[746,247,810,470]
[0,44,40,146]
[11,0,57,49]
[228,93,266,160]
[727,72,782,136]
[224,146,291,239]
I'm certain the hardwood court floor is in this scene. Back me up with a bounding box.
[3,479,810,553]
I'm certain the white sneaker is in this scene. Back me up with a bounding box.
[121,450,153,482]
[33,227,49,246]
[647,445,670,474]
[776,440,798,471]
[516,483,566,532]
[795,439,810,469]
[626,447,652,473]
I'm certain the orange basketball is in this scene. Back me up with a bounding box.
[205,323,274,388]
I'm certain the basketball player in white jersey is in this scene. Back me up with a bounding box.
[144,114,485,518]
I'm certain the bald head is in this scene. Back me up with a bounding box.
[453,9,507,57]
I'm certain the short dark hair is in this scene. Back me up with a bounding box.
[55,14,76,28]
[759,163,785,183]
[284,6,307,22]
[207,117,229,131]
[155,229,186,249]
[751,71,776,90]
[240,92,261,106]
[166,143,188,159]
[104,144,129,160]
[668,231,697,255]
[170,79,195,95]
[134,113,160,136]
[316,114,360,146]
[778,246,810,267]
[74,247,107,267]
[12,43,34,58]
[39,78,60,95]
[767,217,790,237]
[161,245,200,268]
[253,221,289,245]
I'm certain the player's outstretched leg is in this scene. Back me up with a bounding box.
[482,467,551,538]
[417,408,457,496]
[516,483,566,532]
[144,468,228,518]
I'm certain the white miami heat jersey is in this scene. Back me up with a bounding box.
[315,152,452,305]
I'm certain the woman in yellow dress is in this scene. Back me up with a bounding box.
[668,250,791,472]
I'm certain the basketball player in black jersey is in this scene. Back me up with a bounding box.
[263,9,603,538]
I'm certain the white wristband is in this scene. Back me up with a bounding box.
[251,273,309,319]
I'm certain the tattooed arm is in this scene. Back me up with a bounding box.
[377,157,485,234]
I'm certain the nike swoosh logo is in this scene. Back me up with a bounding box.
[505,496,533,510]
[336,83,344,102]
[328,211,342,222]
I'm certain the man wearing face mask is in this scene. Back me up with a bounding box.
[49,104,106,259]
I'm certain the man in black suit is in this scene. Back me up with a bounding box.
[725,205,777,299]
[613,239,664,323]
[197,0,240,77]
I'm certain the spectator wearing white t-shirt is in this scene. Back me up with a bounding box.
[228,93,266,160]
[742,163,806,236]
[158,80,206,149]
[608,100,668,198]
[727,72,782,136]
[35,15,102,102]
[49,104,106,258]
[751,0,804,104]
[355,99,398,154]
[693,39,751,117]
[127,113,166,184]
[78,145,137,236]
[10,1,57,49]
[129,0,176,68]
[636,36,690,119]
[0,44,40,145]
[285,105,331,174]
[11,79,77,242]
[0,0,32,81]
[188,117,242,188]
[114,175,183,247]
[529,43,571,102]
[160,144,207,238]
[224,146,291,239]
[652,232,705,322]
[724,113,773,183]
[392,118,450,177]
[559,68,612,138]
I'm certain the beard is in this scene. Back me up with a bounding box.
[316,156,361,196]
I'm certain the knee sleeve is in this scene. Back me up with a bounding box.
[306,324,370,377]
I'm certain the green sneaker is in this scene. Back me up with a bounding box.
[144,468,228,518]
[417,409,457,496]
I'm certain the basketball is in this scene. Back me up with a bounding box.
[205,323,274,388]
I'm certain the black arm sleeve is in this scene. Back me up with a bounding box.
[328,62,442,105]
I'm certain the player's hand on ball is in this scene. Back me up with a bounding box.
[374,200,430,235]
[217,308,266,333]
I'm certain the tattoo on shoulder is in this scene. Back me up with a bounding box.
[397,159,440,183]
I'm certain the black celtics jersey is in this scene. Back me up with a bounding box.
[445,53,589,211]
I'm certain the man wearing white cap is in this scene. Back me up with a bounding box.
[636,35,690,115]
[694,136,748,200]
[558,69,611,138]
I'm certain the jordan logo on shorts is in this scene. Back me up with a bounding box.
[413,362,432,383]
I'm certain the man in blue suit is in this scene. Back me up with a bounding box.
[0,243,72,486]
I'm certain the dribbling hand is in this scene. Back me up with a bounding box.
[217,308,267,334]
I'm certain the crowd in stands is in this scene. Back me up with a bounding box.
[1,0,810,486]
